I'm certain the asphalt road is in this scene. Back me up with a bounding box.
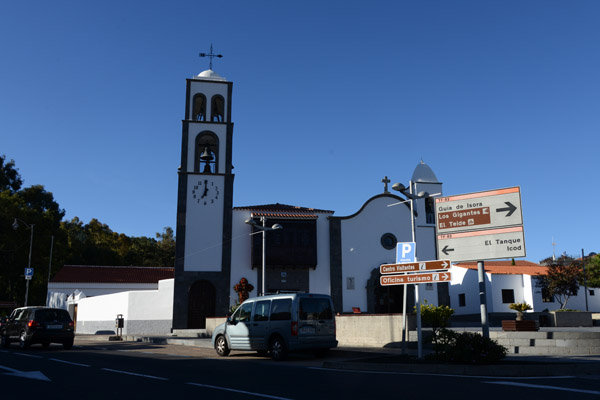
[1,339,599,399]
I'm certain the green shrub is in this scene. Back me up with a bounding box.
[428,330,507,364]
[419,301,454,347]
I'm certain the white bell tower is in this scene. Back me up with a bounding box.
[173,50,234,329]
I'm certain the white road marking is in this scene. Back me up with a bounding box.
[49,358,91,367]
[101,368,168,381]
[308,367,575,380]
[13,352,42,358]
[187,382,293,400]
[485,381,600,395]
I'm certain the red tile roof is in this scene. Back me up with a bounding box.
[51,265,174,284]
[234,203,334,214]
[454,260,548,276]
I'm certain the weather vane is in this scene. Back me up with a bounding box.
[199,44,223,70]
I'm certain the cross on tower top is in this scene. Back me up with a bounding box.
[381,176,391,193]
[199,44,223,70]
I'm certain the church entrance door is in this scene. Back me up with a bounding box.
[188,280,216,329]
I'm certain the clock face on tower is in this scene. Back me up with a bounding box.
[191,178,220,206]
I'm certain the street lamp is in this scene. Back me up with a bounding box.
[12,218,34,307]
[245,217,283,296]
[390,182,440,359]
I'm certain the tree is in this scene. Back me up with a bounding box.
[584,254,600,289]
[0,155,23,193]
[536,261,582,310]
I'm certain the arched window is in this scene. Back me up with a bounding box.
[195,132,219,173]
[425,197,435,224]
[192,94,206,121]
[211,95,225,122]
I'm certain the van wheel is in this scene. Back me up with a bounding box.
[269,336,287,361]
[19,331,30,349]
[215,335,230,356]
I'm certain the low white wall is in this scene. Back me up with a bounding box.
[207,314,416,347]
[75,279,174,335]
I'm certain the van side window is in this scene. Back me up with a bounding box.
[299,298,333,320]
[270,299,292,321]
[254,300,271,322]
[232,302,253,323]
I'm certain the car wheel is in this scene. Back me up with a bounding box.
[63,339,74,350]
[1,334,9,348]
[42,342,50,349]
[215,335,230,356]
[269,336,287,361]
[19,331,30,349]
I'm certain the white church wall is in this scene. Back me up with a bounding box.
[46,282,158,309]
[489,274,525,313]
[230,210,254,307]
[184,174,225,271]
[341,196,414,313]
[448,266,479,315]
[74,279,174,335]
[310,214,331,295]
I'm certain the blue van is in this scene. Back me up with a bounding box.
[211,293,337,360]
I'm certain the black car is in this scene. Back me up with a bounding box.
[0,307,75,349]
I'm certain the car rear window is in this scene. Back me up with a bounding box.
[270,299,292,321]
[299,298,333,320]
[35,309,71,322]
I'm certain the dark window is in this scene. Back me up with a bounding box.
[458,293,466,307]
[270,299,292,321]
[250,219,317,268]
[501,289,515,304]
[232,302,253,323]
[299,298,333,320]
[542,288,554,303]
[425,197,435,224]
[35,309,71,322]
[590,289,595,296]
[192,94,206,121]
[211,95,225,122]
[254,300,270,322]
[380,233,398,250]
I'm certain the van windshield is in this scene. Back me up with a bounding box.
[299,298,333,320]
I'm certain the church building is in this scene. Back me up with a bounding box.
[172,67,445,329]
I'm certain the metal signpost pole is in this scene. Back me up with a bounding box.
[24,224,34,307]
[262,217,266,296]
[477,260,489,339]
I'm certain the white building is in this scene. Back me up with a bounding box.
[449,261,599,315]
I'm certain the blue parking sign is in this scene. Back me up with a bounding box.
[24,268,34,277]
[396,242,416,263]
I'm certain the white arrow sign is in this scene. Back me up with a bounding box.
[0,364,51,381]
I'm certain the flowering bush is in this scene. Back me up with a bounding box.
[233,277,254,304]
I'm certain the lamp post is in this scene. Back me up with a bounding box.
[245,217,283,296]
[12,218,34,307]
[391,182,440,359]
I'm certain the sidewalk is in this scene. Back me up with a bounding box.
[75,332,600,377]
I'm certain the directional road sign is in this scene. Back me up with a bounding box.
[380,260,450,275]
[437,226,526,262]
[380,271,452,286]
[435,187,523,234]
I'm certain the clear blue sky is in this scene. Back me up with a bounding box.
[2,1,599,263]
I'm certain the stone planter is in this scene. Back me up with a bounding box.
[501,320,538,331]
[551,311,593,327]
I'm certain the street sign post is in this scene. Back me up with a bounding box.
[436,186,523,234]
[380,271,452,286]
[24,268,34,281]
[435,186,526,339]
[380,260,450,275]
[438,226,526,262]
[435,186,525,263]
